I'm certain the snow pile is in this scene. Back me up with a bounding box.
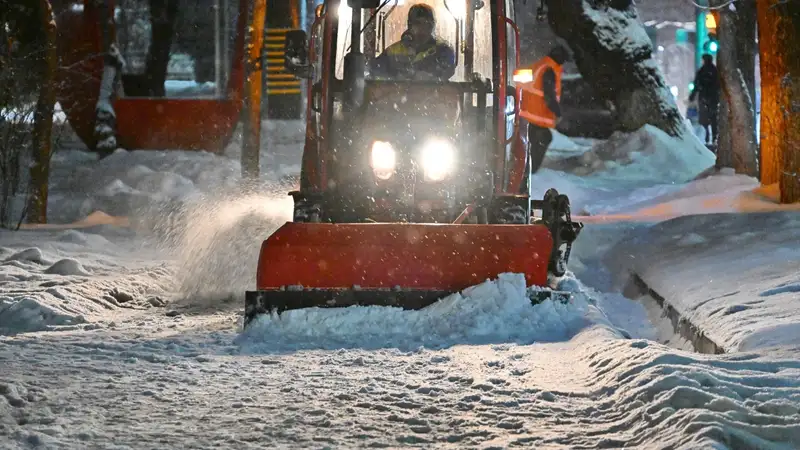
[7,120,304,225]
[606,210,800,352]
[542,124,714,183]
[568,331,800,449]
[532,125,714,216]
[0,229,172,335]
[238,273,612,352]
[545,130,598,160]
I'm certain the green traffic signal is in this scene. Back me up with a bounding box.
[703,32,719,54]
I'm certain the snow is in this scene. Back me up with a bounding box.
[6,120,304,225]
[540,124,714,185]
[0,228,174,335]
[2,313,800,448]
[606,210,800,353]
[2,119,800,448]
[163,80,219,97]
[532,124,716,216]
[240,273,604,352]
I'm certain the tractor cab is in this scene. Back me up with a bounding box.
[284,0,527,224]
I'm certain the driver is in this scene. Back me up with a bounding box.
[369,4,457,81]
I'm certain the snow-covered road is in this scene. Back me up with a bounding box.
[4,300,800,449]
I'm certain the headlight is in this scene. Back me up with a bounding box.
[370,140,396,180]
[420,138,456,182]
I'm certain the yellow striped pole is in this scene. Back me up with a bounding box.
[265,26,303,118]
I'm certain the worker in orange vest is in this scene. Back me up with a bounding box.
[518,46,570,174]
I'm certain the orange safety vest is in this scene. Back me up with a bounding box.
[518,56,563,128]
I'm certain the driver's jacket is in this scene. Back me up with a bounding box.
[369,37,457,80]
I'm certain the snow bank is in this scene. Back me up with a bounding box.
[606,210,800,353]
[543,124,714,183]
[545,130,598,160]
[238,273,618,352]
[565,330,800,449]
[532,125,716,215]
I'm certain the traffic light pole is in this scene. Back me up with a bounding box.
[695,1,708,69]
[695,0,721,69]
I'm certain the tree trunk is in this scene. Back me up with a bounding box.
[715,0,759,175]
[241,0,266,179]
[544,0,685,137]
[777,0,800,203]
[737,1,757,121]
[27,0,57,224]
[757,0,784,186]
[757,0,800,203]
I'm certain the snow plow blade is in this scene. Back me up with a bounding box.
[243,222,572,327]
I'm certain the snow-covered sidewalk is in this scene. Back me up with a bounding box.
[606,209,800,354]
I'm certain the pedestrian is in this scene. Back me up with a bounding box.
[689,53,720,147]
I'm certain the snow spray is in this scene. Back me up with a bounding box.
[138,178,294,309]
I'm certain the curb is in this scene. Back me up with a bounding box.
[624,272,726,355]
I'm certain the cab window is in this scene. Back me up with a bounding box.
[333,0,494,83]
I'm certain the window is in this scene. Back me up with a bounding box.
[115,0,237,98]
[333,0,494,83]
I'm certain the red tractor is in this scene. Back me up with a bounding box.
[244,0,582,326]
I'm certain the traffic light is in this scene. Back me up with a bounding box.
[675,28,689,45]
[704,31,719,54]
[705,11,718,30]
[703,11,719,55]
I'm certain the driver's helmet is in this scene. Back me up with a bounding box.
[407,4,436,28]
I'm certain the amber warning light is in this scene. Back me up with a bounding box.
[513,69,533,84]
